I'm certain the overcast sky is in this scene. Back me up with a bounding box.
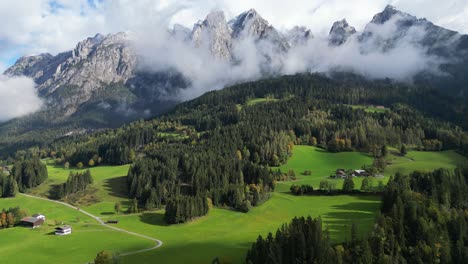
[0,0,467,72]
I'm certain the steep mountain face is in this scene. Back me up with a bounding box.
[229,9,290,52]
[191,11,233,61]
[359,5,463,55]
[2,6,468,156]
[329,19,356,45]
[285,26,313,47]
[6,33,137,117]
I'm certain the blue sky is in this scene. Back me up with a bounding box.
[1,0,467,72]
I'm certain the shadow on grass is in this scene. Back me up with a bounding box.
[48,184,62,200]
[121,240,248,264]
[139,212,167,226]
[101,212,116,216]
[103,176,129,199]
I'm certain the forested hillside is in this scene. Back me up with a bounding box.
[8,73,468,223]
[246,168,468,264]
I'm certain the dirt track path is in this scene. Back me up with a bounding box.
[19,193,163,257]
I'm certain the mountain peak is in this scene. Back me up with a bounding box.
[329,19,356,45]
[371,5,415,24]
[285,26,313,46]
[191,10,232,60]
[228,8,268,38]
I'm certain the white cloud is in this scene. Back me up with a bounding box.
[0,0,466,103]
[0,0,467,67]
[0,75,43,122]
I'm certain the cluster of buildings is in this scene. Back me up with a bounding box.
[20,213,72,235]
[332,169,384,179]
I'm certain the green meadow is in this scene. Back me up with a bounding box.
[246,97,279,106]
[348,104,389,113]
[3,145,467,263]
[385,150,467,177]
[29,162,131,216]
[117,193,380,264]
[276,146,375,192]
[0,195,153,264]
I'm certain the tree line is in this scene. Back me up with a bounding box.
[11,158,48,192]
[0,173,18,198]
[247,168,468,264]
[0,207,28,229]
[165,195,209,224]
[55,170,93,199]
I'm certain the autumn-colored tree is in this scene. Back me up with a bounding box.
[7,212,15,227]
[0,210,7,228]
[76,162,84,169]
[114,202,121,214]
[94,250,118,264]
[88,159,95,167]
[236,150,242,160]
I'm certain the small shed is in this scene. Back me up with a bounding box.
[55,225,72,236]
[21,217,44,228]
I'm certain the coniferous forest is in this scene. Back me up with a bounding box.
[5,73,468,224]
[246,168,468,264]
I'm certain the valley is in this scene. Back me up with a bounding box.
[2,145,466,263]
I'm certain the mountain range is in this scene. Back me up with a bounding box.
[1,5,468,155]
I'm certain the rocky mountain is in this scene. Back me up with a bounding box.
[2,5,468,155]
[6,33,137,118]
[285,26,313,47]
[228,9,290,52]
[329,19,356,45]
[191,11,233,61]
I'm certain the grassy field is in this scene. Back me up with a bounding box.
[246,97,279,106]
[117,193,380,264]
[5,146,466,263]
[29,162,131,216]
[0,195,153,263]
[276,146,468,192]
[348,105,389,113]
[276,146,375,192]
[385,150,468,177]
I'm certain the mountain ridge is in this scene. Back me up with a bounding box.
[2,5,468,156]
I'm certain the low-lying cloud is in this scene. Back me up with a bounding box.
[0,75,43,122]
[130,10,449,100]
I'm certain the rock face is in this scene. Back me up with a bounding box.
[6,33,136,117]
[191,11,233,61]
[229,9,290,52]
[285,26,313,47]
[4,6,468,129]
[329,19,356,45]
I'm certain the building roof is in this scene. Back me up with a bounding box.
[21,217,44,225]
[21,217,37,223]
[55,225,72,230]
[32,214,44,218]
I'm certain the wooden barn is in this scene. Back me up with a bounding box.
[21,216,44,228]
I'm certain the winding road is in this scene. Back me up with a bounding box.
[19,193,163,257]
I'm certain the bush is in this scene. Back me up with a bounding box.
[290,184,314,195]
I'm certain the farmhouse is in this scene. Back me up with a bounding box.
[21,214,45,228]
[334,169,348,179]
[55,225,72,236]
[352,170,370,177]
